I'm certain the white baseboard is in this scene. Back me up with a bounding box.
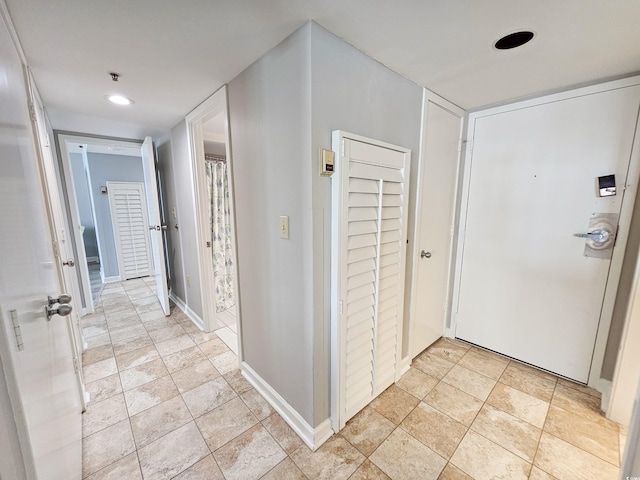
[102,275,121,284]
[169,293,204,331]
[241,362,333,451]
[399,355,411,376]
[86,256,99,264]
[598,378,613,414]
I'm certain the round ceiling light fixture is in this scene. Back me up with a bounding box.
[494,30,535,50]
[105,94,134,105]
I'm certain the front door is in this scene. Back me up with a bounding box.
[455,82,640,382]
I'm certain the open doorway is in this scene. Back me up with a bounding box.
[186,85,241,357]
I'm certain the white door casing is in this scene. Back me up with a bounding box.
[453,78,640,384]
[331,131,411,431]
[409,90,465,358]
[141,137,170,316]
[107,181,154,280]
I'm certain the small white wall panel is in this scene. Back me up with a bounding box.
[332,131,411,430]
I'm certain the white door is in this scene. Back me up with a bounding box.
[0,16,81,478]
[331,131,411,430]
[455,83,640,382]
[107,182,154,280]
[409,92,464,358]
[141,137,170,315]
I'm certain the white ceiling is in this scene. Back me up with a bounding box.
[5,0,640,139]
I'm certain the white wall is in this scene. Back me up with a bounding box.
[69,153,99,258]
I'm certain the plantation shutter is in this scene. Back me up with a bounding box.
[331,132,411,430]
[107,182,153,280]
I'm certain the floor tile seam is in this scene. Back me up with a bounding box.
[445,361,499,385]
[122,374,181,416]
[539,430,621,469]
[421,379,484,426]
[193,407,261,457]
[545,401,620,434]
[508,361,561,384]
[130,407,194,452]
[467,415,540,464]
[482,390,550,431]
[492,377,553,404]
[81,417,138,479]
[396,416,468,461]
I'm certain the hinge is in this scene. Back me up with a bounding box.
[457,139,463,153]
[73,357,80,374]
[340,300,343,315]
[10,310,24,351]
[28,102,36,124]
[52,240,60,258]
[43,133,51,148]
[443,301,449,313]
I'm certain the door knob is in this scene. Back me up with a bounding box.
[574,229,609,243]
[420,250,432,259]
[48,294,72,306]
[45,304,72,320]
[63,259,75,267]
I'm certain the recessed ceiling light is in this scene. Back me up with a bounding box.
[105,94,134,105]
[494,31,535,50]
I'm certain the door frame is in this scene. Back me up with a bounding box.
[54,132,143,313]
[407,88,465,359]
[185,85,242,357]
[451,75,640,390]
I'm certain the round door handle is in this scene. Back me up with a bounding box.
[63,259,75,267]
[420,250,432,259]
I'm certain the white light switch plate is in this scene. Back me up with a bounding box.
[279,216,289,239]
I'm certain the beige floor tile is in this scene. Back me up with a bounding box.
[349,459,391,480]
[529,466,558,479]
[182,376,238,418]
[84,452,141,480]
[291,435,364,480]
[370,428,446,480]
[83,344,114,366]
[82,393,129,438]
[438,462,472,479]
[85,374,122,404]
[423,382,484,427]
[138,309,168,323]
[261,457,308,480]
[509,361,559,381]
[115,344,160,371]
[83,324,109,338]
[148,324,186,343]
[119,358,169,391]
[499,363,557,402]
[138,421,209,479]
[551,384,618,431]
[340,406,396,456]
[412,351,455,379]
[173,455,224,479]
[109,324,148,344]
[241,388,275,420]
[171,360,221,393]
[470,404,541,462]
[458,348,508,380]
[143,317,178,332]
[123,374,179,416]
[370,384,420,424]
[224,369,253,395]
[161,345,207,373]
[441,365,496,401]
[428,337,471,363]
[214,424,287,480]
[82,419,136,477]
[210,350,239,374]
[106,315,141,331]
[111,334,154,356]
[199,337,230,357]
[396,367,439,399]
[188,330,219,345]
[195,396,257,450]
[544,404,619,465]
[85,333,112,350]
[486,382,549,428]
[154,333,196,356]
[130,395,193,448]
[84,357,118,384]
[450,430,530,480]
[401,402,467,459]
[534,432,618,480]
[261,413,305,454]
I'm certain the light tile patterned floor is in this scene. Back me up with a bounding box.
[81,279,625,479]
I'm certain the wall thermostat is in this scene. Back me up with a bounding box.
[320,149,335,177]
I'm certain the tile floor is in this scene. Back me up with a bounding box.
[81,278,626,479]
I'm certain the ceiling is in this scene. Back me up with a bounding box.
[5,0,640,139]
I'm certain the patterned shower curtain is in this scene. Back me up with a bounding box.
[205,160,235,312]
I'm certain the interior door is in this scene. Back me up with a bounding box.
[410,94,464,358]
[0,18,82,478]
[141,136,170,315]
[455,85,640,382]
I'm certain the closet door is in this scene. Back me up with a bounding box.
[331,131,411,430]
[107,181,153,280]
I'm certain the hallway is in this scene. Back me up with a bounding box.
[80,277,625,479]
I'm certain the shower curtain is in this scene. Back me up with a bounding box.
[205,159,235,312]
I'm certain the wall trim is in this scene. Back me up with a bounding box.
[102,275,121,284]
[399,356,411,376]
[169,293,204,330]
[241,362,333,451]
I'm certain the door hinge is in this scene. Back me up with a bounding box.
[340,300,343,315]
[52,240,60,258]
[443,301,449,313]
[43,133,51,148]
[457,139,463,153]
[28,102,36,124]
[73,357,80,374]
[10,310,24,351]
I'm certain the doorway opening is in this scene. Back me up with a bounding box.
[186,85,241,357]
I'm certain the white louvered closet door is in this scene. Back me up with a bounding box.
[107,182,154,280]
[331,131,411,431]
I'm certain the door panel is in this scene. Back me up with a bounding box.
[141,137,170,315]
[456,85,640,382]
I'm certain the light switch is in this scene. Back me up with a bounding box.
[279,216,289,239]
